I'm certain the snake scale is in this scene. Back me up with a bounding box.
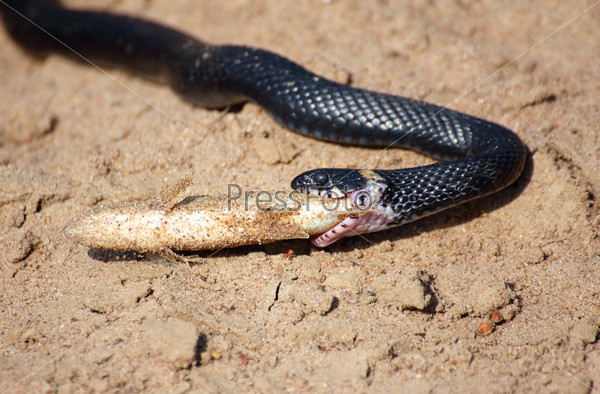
[1,0,526,247]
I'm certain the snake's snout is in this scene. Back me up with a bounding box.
[291,170,329,195]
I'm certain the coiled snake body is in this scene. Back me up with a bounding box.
[1,0,526,247]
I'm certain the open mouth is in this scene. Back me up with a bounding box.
[310,189,388,247]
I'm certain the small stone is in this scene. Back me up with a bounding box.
[500,303,519,321]
[489,310,504,324]
[284,308,306,324]
[435,268,516,317]
[0,230,40,265]
[569,320,599,346]
[278,281,335,315]
[470,279,513,315]
[0,204,25,229]
[523,247,547,265]
[373,268,432,311]
[140,319,199,369]
[476,320,495,336]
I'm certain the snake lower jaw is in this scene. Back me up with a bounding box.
[311,211,390,247]
[310,185,391,247]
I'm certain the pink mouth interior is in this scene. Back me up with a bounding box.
[311,214,362,247]
[311,189,387,247]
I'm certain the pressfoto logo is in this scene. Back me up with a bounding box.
[226,184,374,212]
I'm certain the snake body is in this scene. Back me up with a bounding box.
[1,0,526,247]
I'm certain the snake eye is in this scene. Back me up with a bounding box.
[310,171,329,186]
[353,190,372,208]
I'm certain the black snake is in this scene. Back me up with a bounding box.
[1,0,526,247]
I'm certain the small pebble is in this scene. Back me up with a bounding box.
[570,320,599,346]
[489,310,504,324]
[476,321,495,336]
[140,319,199,369]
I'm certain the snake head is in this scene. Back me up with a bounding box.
[291,169,370,198]
[292,169,391,247]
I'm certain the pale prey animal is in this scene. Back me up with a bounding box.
[64,177,372,263]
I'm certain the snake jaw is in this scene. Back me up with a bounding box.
[311,214,361,247]
[311,211,389,247]
[292,169,392,246]
[311,185,390,247]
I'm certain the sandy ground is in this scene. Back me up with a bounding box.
[1,0,599,392]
